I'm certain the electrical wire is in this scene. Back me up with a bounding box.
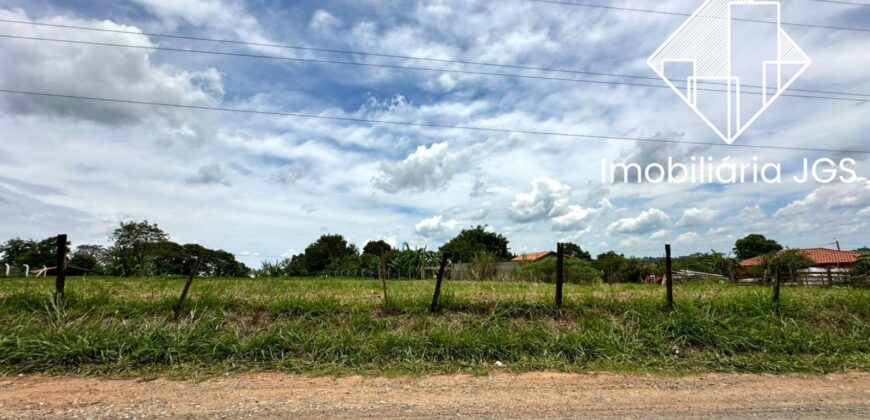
[524,0,870,32]
[809,0,870,6]
[0,19,867,100]
[0,34,866,103]
[2,88,869,155]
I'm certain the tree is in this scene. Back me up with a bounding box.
[733,234,783,260]
[363,240,393,256]
[561,243,592,261]
[110,220,169,276]
[69,245,108,274]
[301,234,359,273]
[0,237,62,268]
[593,251,627,283]
[440,226,511,262]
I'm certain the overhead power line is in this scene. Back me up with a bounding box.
[524,0,870,32]
[0,34,866,103]
[1,88,868,155]
[0,19,867,100]
[809,0,870,6]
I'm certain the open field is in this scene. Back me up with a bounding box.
[0,277,868,376]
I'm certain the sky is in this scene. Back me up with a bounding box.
[0,0,868,267]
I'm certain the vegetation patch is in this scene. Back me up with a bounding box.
[0,277,867,377]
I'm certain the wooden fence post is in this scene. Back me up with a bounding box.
[773,264,781,304]
[430,253,449,313]
[173,252,204,320]
[54,234,68,301]
[380,249,389,308]
[665,244,674,310]
[555,242,564,308]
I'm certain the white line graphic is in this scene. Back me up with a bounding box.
[648,0,811,144]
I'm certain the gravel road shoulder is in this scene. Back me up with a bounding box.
[1,371,868,419]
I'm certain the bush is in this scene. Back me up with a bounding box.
[516,258,601,284]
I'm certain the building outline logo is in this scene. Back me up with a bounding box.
[648,0,811,144]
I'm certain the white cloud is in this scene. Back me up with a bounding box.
[414,215,460,240]
[375,143,468,193]
[607,208,670,235]
[509,177,571,223]
[0,10,222,127]
[650,229,668,240]
[675,232,699,244]
[551,205,600,231]
[676,208,719,227]
[775,179,870,217]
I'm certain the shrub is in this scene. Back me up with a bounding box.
[516,258,601,284]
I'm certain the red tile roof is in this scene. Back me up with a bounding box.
[512,251,556,262]
[740,248,863,267]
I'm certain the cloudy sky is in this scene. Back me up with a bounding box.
[0,0,868,266]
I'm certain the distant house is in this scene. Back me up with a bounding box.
[740,248,863,285]
[511,251,556,263]
[740,248,862,268]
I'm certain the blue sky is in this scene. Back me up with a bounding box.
[0,0,868,266]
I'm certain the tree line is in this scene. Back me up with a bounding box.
[2,222,866,280]
[0,221,248,277]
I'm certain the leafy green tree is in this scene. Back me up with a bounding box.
[593,251,627,283]
[851,256,870,276]
[733,234,783,260]
[561,243,592,261]
[440,226,511,262]
[110,220,169,276]
[363,240,393,256]
[0,237,60,268]
[69,244,108,274]
[302,234,359,273]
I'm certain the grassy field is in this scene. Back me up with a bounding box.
[0,277,868,377]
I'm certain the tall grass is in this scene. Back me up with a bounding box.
[0,277,867,376]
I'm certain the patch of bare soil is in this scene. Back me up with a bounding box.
[1,372,868,419]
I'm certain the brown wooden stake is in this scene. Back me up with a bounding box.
[54,234,68,301]
[380,249,389,308]
[430,253,449,313]
[555,243,564,308]
[665,244,674,310]
[773,263,781,304]
[173,252,204,320]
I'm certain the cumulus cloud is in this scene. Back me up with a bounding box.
[607,208,670,235]
[414,215,460,240]
[650,229,668,240]
[551,205,600,231]
[775,179,870,216]
[0,10,223,126]
[675,232,699,244]
[375,143,468,193]
[508,177,571,223]
[676,208,719,227]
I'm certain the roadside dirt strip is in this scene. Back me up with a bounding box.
[1,372,868,419]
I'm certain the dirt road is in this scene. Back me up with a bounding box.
[1,372,868,419]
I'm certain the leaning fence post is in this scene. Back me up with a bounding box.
[54,234,68,301]
[430,253,450,313]
[379,249,389,308]
[173,252,204,320]
[555,243,564,308]
[665,244,674,310]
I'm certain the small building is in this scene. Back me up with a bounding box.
[511,251,556,263]
[740,248,863,285]
[739,248,862,268]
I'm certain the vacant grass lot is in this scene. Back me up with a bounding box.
[0,277,868,376]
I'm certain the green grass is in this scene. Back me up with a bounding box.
[0,277,868,377]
